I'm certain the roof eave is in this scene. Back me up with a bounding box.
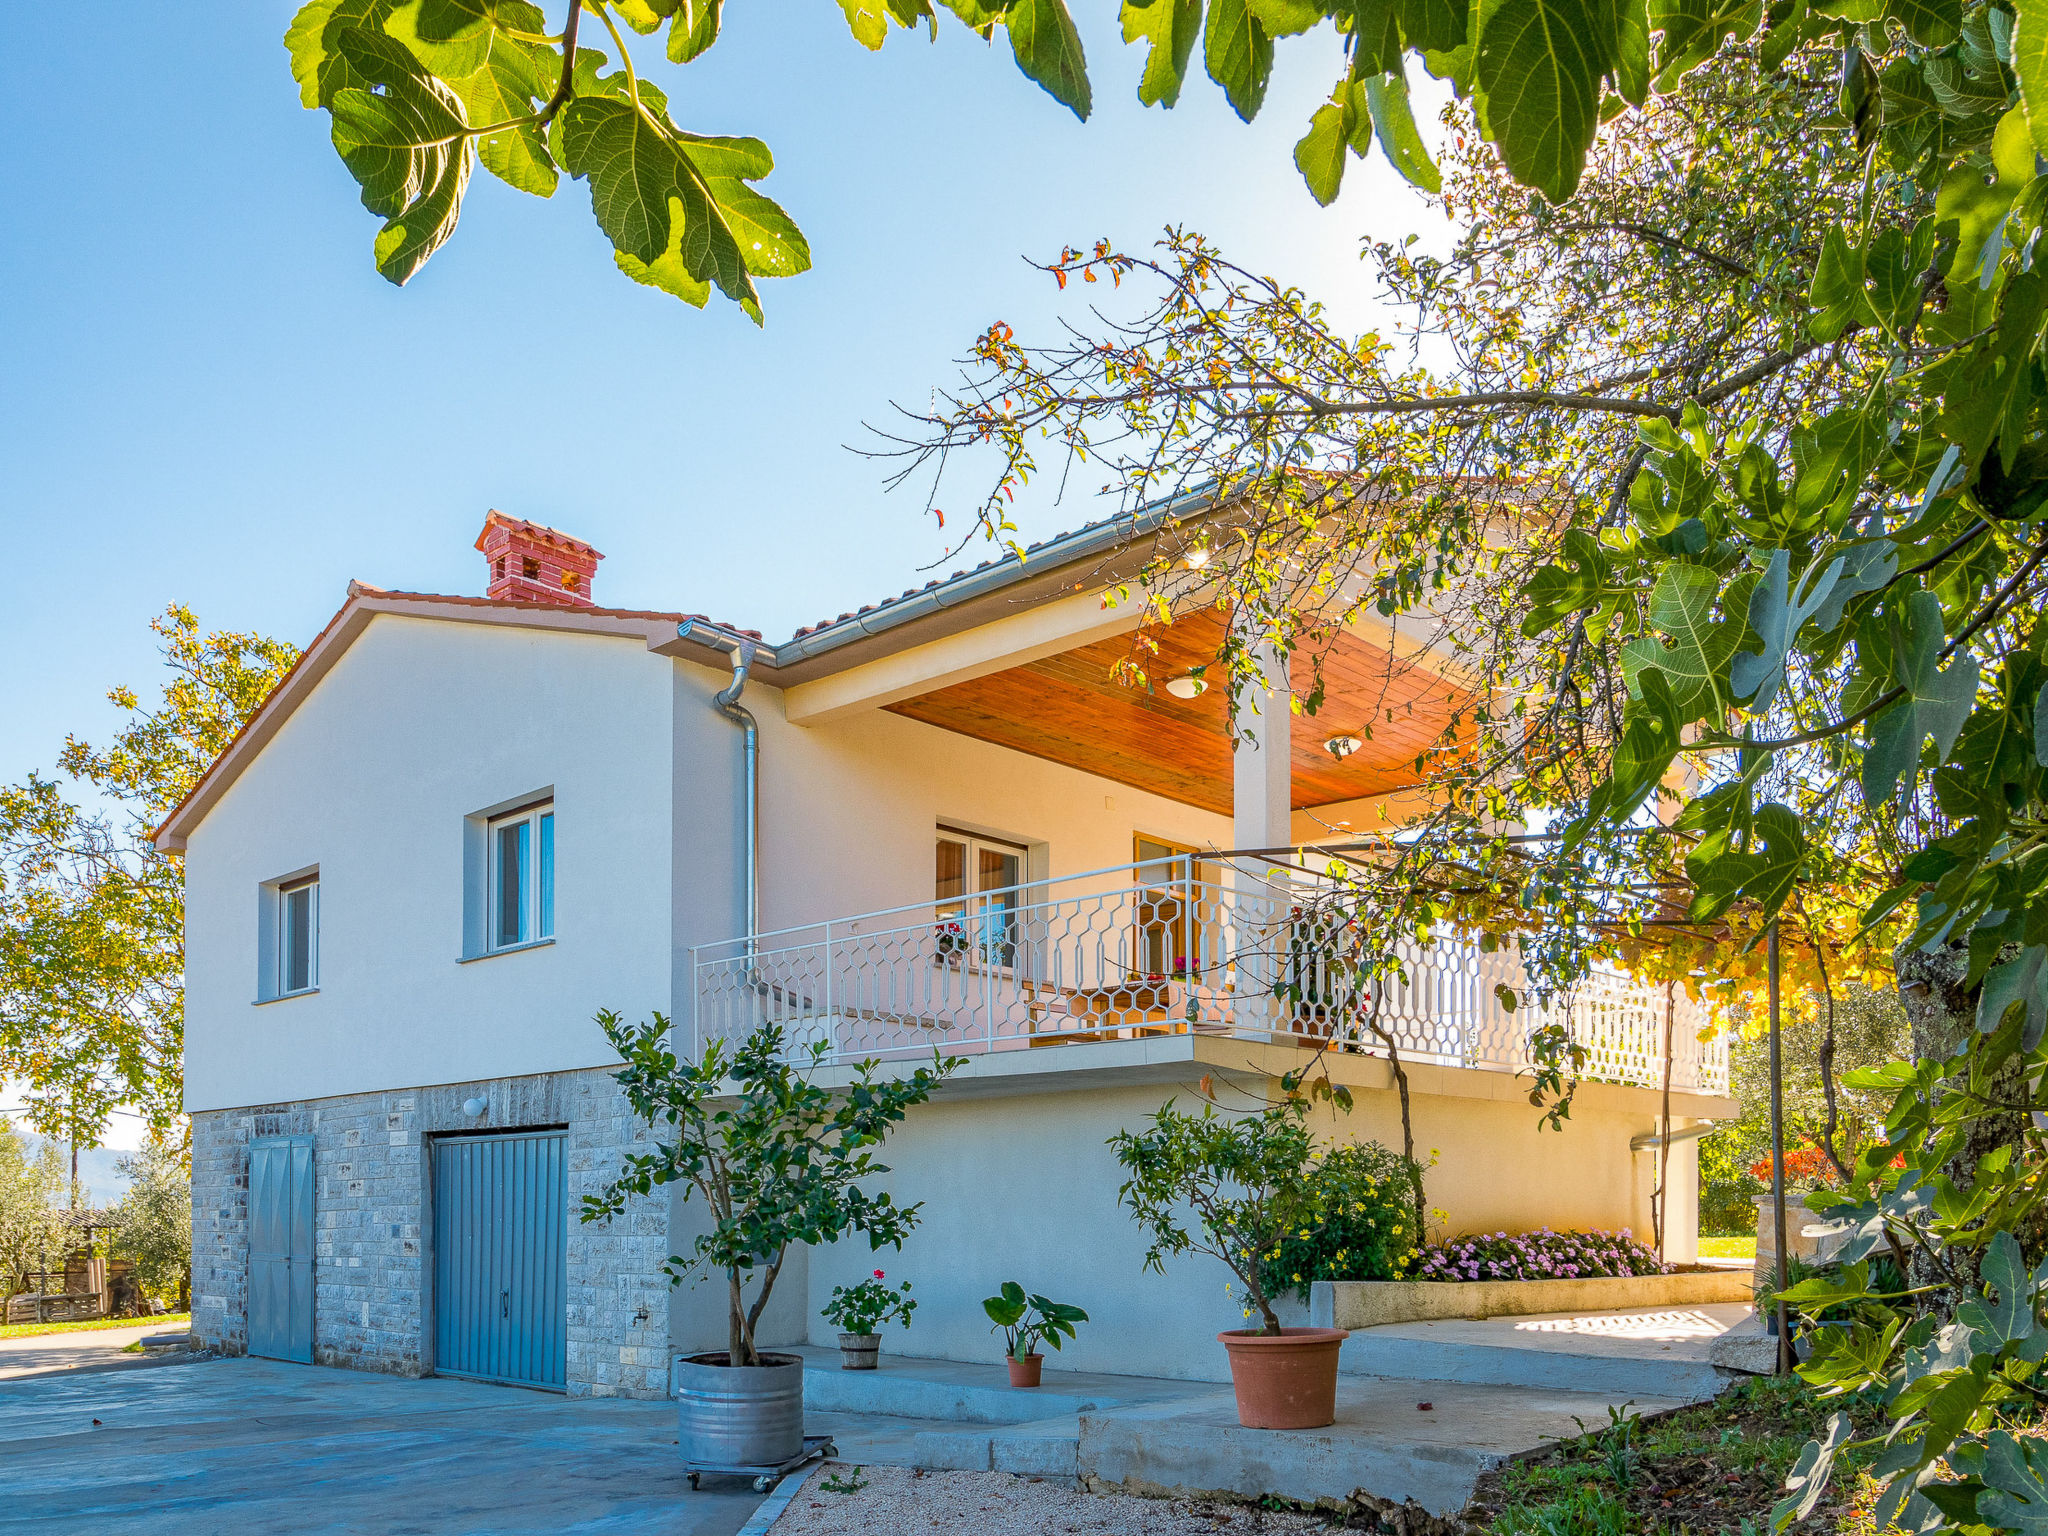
[152,586,691,851]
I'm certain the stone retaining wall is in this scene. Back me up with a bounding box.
[1310,1269,1754,1329]
[189,1067,669,1398]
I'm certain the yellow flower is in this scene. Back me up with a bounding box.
[1292,1273,1302,1283]
[1392,1225,1403,1235]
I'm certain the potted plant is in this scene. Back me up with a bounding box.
[1109,1090,1352,1429]
[585,1011,960,1469]
[821,1269,916,1370]
[981,1280,1089,1386]
[934,920,969,961]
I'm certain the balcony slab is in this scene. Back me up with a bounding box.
[772,1031,1737,1118]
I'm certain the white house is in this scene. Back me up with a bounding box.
[160,506,1733,1398]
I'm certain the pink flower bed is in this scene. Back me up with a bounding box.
[1411,1227,1669,1282]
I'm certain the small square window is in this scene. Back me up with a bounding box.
[488,804,554,950]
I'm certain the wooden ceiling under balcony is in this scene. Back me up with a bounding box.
[885,607,1470,818]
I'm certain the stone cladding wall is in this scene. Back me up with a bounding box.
[189,1067,670,1398]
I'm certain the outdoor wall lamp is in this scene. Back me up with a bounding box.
[461,1097,488,1118]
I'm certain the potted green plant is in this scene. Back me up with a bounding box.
[585,1011,959,1469]
[1109,1090,1352,1429]
[821,1269,916,1370]
[981,1280,1089,1387]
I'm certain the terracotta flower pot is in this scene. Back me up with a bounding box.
[838,1332,880,1370]
[1217,1327,1351,1429]
[1006,1352,1044,1387]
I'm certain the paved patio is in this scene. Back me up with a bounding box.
[0,1303,1756,1532]
[0,1357,765,1535]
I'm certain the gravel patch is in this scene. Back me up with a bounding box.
[768,1463,1335,1535]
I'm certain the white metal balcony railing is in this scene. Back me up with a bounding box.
[688,857,1728,1096]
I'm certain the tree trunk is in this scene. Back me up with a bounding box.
[1893,940,2029,1301]
[727,1270,752,1366]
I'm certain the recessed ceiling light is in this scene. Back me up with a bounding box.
[1324,735,1363,760]
[1165,674,1207,700]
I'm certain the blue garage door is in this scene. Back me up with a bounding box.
[248,1136,315,1363]
[432,1130,567,1391]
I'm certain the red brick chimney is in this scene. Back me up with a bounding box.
[475,512,603,608]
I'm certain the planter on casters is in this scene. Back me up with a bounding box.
[677,1351,807,1472]
[1217,1327,1351,1429]
[1006,1353,1044,1388]
[838,1332,881,1370]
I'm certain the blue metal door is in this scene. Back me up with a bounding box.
[432,1131,566,1390]
[248,1136,314,1363]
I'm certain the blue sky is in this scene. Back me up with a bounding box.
[0,5,1447,794]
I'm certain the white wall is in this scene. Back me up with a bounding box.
[183,615,676,1110]
[752,681,1234,937]
[663,668,1236,1356]
[788,1069,1695,1382]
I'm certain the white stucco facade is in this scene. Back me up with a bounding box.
[182,616,677,1110]
[171,552,1730,1397]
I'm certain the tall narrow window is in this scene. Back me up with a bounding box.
[277,874,319,996]
[489,803,555,950]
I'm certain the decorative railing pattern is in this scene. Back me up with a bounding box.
[689,858,1727,1095]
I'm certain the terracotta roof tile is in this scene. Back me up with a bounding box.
[352,583,762,639]
[785,506,1153,639]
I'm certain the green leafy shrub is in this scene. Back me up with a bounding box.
[821,1270,915,1335]
[981,1281,1088,1360]
[1258,1141,1423,1299]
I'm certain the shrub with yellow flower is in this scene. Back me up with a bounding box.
[1258,1140,1423,1301]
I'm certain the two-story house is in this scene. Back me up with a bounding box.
[159,506,1732,1398]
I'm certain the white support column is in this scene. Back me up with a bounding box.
[1231,643,1292,1035]
[1233,644,1293,854]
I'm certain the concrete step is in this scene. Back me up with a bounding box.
[1339,1306,1750,1403]
[912,1414,1083,1478]
[1079,1377,1692,1515]
[792,1344,1185,1426]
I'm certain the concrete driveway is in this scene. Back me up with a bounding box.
[0,1323,182,1380]
[0,1356,766,1534]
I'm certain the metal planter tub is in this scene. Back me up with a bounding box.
[676,1352,805,1469]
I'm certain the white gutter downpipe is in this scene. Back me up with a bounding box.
[681,621,759,971]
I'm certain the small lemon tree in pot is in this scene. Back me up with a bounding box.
[1109,1085,1357,1430]
[585,1010,959,1469]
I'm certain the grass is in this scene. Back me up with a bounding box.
[1697,1236,1757,1260]
[1463,1375,1885,1536]
[0,1312,189,1341]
